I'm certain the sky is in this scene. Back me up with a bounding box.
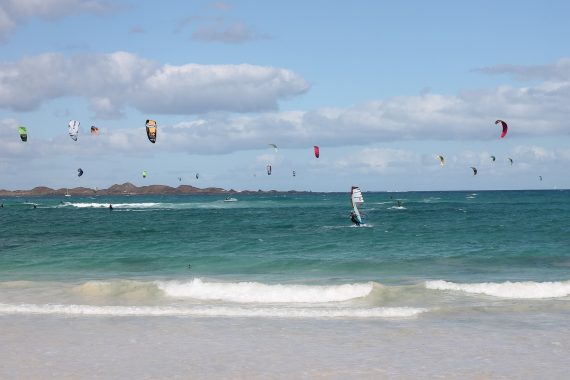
[1,0,569,192]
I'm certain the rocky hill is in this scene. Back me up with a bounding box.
[0,183,231,197]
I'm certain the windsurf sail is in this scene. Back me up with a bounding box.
[18,126,27,142]
[350,186,365,225]
[68,120,80,141]
[146,119,157,143]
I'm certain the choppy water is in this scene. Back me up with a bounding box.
[1,190,569,316]
[1,190,569,378]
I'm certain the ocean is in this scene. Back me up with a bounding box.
[1,190,569,379]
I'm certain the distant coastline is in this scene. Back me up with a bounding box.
[0,182,306,197]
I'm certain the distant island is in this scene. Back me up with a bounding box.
[0,182,305,197]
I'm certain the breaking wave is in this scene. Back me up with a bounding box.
[156,279,374,303]
[0,303,426,319]
[426,280,570,299]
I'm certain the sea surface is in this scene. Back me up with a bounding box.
[1,190,569,379]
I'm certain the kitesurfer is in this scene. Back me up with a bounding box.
[109,204,113,210]
[350,211,361,226]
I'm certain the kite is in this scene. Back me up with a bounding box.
[146,120,157,143]
[68,120,80,141]
[495,120,508,138]
[436,155,445,166]
[18,126,27,142]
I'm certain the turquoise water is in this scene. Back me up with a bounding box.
[0,190,569,318]
[1,190,569,283]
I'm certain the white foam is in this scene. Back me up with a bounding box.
[69,202,161,208]
[426,280,570,299]
[156,279,374,303]
[0,303,427,319]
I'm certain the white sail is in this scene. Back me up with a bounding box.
[351,186,364,224]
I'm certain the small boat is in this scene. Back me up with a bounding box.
[224,197,238,202]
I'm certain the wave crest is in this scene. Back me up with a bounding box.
[426,280,570,299]
[156,279,374,303]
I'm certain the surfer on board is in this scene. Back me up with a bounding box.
[350,211,361,226]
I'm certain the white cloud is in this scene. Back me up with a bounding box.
[192,21,270,44]
[147,73,570,154]
[476,58,570,82]
[0,0,117,42]
[512,146,557,161]
[0,52,310,116]
[336,148,417,173]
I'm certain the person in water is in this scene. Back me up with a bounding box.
[109,204,113,210]
[350,211,361,226]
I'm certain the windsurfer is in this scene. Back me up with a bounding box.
[350,211,360,226]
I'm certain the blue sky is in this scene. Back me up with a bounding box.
[1,0,569,192]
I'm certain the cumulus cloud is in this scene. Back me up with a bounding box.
[3,57,570,156]
[0,0,117,42]
[150,75,570,155]
[0,52,310,116]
